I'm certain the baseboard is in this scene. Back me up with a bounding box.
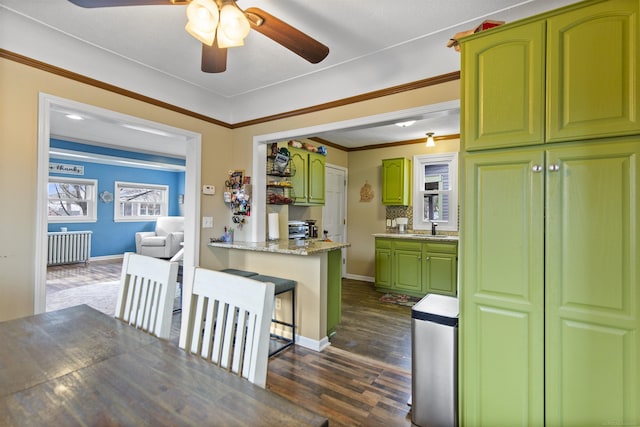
[344,273,374,282]
[88,254,124,262]
[296,334,330,352]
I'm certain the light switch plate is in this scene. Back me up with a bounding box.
[202,185,215,195]
[202,216,213,228]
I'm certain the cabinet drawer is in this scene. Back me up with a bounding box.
[375,238,392,249]
[393,240,422,251]
[424,241,457,254]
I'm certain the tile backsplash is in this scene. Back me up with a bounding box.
[386,206,412,230]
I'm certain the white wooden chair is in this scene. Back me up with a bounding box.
[181,268,275,388]
[115,252,179,340]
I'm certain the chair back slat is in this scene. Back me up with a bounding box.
[115,252,179,340]
[181,268,274,388]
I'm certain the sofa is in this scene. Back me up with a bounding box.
[135,216,184,259]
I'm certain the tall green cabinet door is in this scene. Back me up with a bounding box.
[461,149,545,426]
[462,20,545,151]
[308,152,325,204]
[547,0,640,142]
[545,140,640,427]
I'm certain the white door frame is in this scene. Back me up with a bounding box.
[35,94,202,331]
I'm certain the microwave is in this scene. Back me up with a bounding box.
[288,221,309,240]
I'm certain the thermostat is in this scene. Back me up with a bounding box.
[202,185,216,195]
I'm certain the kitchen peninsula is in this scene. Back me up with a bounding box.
[208,239,349,351]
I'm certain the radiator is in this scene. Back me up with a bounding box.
[47,231,93,266]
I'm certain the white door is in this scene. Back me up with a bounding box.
[323,164,347,276]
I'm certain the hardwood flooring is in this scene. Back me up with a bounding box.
[47,260,414,426]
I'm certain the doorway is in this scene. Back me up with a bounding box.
[323,164,347,276]
[35,94,202,338]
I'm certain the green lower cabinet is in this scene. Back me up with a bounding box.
[326,249,342,337]
[375,237,458,298]
[461,140,640,426]
[374,239,392,289]
[393,240,423,293]
[423,242,457,297]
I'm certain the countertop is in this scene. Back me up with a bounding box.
[208,239,350,256]
[373,232,459,241]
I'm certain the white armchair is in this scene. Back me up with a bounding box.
[135,216,184,259]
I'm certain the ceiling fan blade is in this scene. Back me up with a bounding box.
[201,41,227,73]
[245,7,329,64]
[67,0,184,7]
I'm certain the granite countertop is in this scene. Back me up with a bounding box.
[373,232,459,241]
[208,239,350,256]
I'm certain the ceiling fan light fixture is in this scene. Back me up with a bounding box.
[425,132,436,148]
[219,0,251,42]
[216,25,245,48]
[185,0,219,45]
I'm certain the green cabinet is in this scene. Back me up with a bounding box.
[382,158,411,205]
[374,238,392,289]
[326,249,342,337]
[463,0,640,151]
[290,147,325,205]
[423,242,457,297]
[461,140,640,426]
[375,237,458,298]
[460,2,640,424]
[393,240,423,293]
[461,149,545,426]
[462,20,545,150]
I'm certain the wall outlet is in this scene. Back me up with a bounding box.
[275,297,281,310]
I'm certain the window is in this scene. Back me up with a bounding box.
[115,181,168,222]
[48,177,97,222]
[412,153,458,231]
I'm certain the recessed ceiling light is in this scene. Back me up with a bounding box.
[65,114,84,120]
[395,120,416,127]
[122,124,171,137]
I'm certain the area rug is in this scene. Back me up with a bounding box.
[47,281,120,316]
[379,293,421,307]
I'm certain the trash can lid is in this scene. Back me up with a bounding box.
[412,293,459,326]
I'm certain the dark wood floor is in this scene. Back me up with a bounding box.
[47,259,414,426]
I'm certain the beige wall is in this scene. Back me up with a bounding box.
[0,55,459,321]
[0,58,231,321]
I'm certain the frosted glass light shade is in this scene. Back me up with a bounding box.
[185,0,219,46]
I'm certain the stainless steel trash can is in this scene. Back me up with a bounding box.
[411,293,459,427]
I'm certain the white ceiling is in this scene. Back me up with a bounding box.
[1,0,577,149]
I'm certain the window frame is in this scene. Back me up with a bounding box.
[48,176,98,223]
[114,181,169,222]
[412,152,458,232]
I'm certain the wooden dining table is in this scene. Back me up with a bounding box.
[0,304,328,426]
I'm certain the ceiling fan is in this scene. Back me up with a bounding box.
[67,0,330,73]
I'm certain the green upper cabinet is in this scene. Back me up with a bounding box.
[289,147,325,205]
[462,0,640,150]
[382,158,411,205]
[307,152,326,205]
[547,0,640,142]
[462,20,546,151]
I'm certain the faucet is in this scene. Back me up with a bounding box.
[431,222,438,236]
